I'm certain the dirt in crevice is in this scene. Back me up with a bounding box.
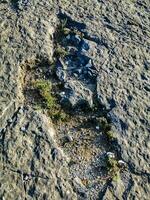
[17,57,122,199]
[19,59,50,105]
[16,16,124,199]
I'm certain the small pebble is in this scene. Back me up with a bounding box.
[37,68,42,73]
[59,91,65,97]
[22,173,32,181]
[7,119,13,123]
[118,160,126,166]
[66,34,71,40]
[106,152,115,158]
[66,135,73,142]
[65,61,69,65]
[74,35,81,43]
[76,69,82,74]
[85,60,92,68]
[18,106,24,114]
[81,39,90,51]
[88,71,93,77]
[20,127,26,132]
[73,73,78,77]
[96,126,100,130]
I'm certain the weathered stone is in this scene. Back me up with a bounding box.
[0,108,77,200]
[62,80,93,108]
[1,0,150,199]
[71,34,81,45]
[81,39,90,51]
[56,67,67,82]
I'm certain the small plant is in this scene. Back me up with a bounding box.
[100,119,111,132]
[106,156,121,181]
[33,104,42,110]
[54,46,68,58]
[62,27,70,35]
[50,110,68,122]
[99,119,116,141]
[33,80,56,110]
[54,18,69,43]
[50,61,56,74]
[33,79,69,122]
[60,18,68,31]
[105,131,116,141]
[105,153,126,182]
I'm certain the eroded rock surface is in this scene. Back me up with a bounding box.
[0,107,77,199]
[0,0,150,199]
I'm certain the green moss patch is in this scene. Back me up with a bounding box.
[33,80,55,109]
[32,79,68,122]
[106,157,121,181]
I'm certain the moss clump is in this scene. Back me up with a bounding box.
[54,46,68,58]
[54,18,69,43]
[100,119,111,132]
[48,109,68,122]
[105,131,116,141]
[59,18,68,31]
[49,61,57,75]
[99,119,116,141]
[33,80,56,110]
[33,79,69,122]
[106,157,121,182]
[62,27,70,35]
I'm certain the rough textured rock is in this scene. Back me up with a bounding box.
[0,1,77,199]
[0,107,77,200]
[55,23,98,108]
[0,0,150,199]
[61,80,93,108]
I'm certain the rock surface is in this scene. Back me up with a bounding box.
[0,107,77,199]
[0,0,150,200]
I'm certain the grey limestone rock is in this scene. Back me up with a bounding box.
[61,80,93,108]
[1,0,150,199]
